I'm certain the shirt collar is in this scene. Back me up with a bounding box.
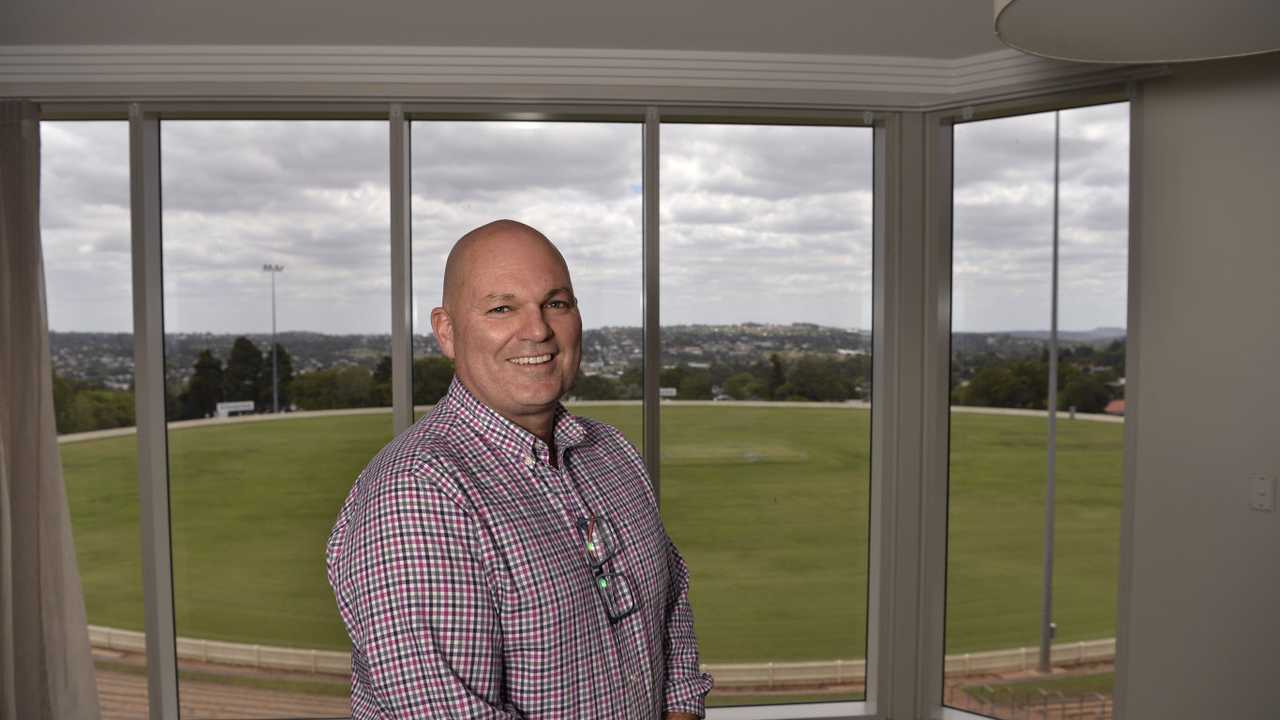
[444,376,588,464]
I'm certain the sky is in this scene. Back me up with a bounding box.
[39,103,1127,335]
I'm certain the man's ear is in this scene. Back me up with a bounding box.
[430,306,456,359]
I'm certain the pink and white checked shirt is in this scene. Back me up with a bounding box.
[326,378,713,719]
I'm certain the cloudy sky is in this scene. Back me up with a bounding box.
[40,102,1127,336]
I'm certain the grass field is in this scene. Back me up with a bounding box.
[61,405,1122,665]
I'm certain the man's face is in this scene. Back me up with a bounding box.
[433,232,582,429]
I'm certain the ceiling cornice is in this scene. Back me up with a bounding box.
[0,44,1154,109]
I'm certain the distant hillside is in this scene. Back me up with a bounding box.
[1006,327,1126,343]
[49,323,1121,387]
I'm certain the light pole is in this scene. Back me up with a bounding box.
[263,264,285,413]
[1039,111,1061,673]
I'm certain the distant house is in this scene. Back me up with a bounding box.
[1105,399,1126,416]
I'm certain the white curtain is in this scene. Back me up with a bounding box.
[0,101,101,720]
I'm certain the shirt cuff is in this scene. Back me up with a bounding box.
[664,670,714,718]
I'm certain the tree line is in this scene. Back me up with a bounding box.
[51,338,1124,434]
[571,352,873,403]
[950,340,1125,413]
[170,337,297,419]
[169,336,458,418]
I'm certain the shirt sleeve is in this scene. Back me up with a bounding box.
[329,466,521,719]
[662,538,715,717]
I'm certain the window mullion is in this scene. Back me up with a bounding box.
[390,104,414,433]
[919,111,956,715]
[642,107,661,500]
[129,103,181,720]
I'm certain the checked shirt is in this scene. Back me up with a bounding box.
[326,378,713,718]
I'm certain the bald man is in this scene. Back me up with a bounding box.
[326,220,713,719]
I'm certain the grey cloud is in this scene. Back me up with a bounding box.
[160,121,389,214]
[41,104,1128,335]
[411,122,641,203]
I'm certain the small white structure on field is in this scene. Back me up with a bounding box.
[215,400,255,418]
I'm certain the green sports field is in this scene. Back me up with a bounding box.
[61,405,1122,664]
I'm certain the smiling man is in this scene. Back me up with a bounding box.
[326,220,713,719]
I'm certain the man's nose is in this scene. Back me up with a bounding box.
[519,307,554,342]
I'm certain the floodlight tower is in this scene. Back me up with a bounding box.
[263,264,285,413]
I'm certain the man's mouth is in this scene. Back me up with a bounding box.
[508,353,554,366]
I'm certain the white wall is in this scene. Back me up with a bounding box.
[1120,52,1280,720]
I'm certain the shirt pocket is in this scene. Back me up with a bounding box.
[609,501,672,616]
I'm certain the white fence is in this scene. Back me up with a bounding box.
[89,625,1113,688]
[942,638,1115,677]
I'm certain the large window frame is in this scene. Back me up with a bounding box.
[40,84,1135,720]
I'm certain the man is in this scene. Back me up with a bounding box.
[326,219,713,719]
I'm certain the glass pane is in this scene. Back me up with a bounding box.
[660,123,874,706]
[410,120,643,441]
[945,104,1128,719]
[42,120,150,718]
[161,121,390,718]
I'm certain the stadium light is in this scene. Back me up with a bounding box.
[262,264,285,413]
[1040,112,1060,674]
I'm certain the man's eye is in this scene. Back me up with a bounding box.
[546,299,572,309]
[487,305,512,314]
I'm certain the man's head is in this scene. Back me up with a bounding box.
[430,220,582,438]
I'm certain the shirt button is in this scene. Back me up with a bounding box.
[523,454,535,469]
[627,673,640,686]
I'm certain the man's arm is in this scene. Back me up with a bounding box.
[662,538,714,718]
[331,470,519,719]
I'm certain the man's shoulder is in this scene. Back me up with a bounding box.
[571,412,631,447]
[565,411,644,466]
[353,402,479,508]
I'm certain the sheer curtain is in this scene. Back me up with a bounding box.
[0,101,101,720]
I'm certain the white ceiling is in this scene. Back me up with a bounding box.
[1,0,1004,60]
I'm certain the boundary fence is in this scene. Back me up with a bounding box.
[89,625,1113,688]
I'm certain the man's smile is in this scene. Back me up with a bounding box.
[508,353,554,366]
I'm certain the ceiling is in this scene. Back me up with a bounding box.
[1,0,1004,60]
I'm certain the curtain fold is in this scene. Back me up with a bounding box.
[0,100,102,720]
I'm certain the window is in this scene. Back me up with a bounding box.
[33,95,1130,720]
[161,120,390,717]
[945,103,1129,720]
[661,123,874,706]
[41,120,150,718]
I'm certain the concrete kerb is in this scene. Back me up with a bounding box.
[88,624,1113,687]
[58,401,1121,445]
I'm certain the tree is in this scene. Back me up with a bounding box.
[1060,373,1112,414]
[723,371,765,400]
[412,356,455,405]
[788,355,854,401]
[369,355,394,407]
[767,353,787,400]
[618,365,643,400]
[52,372,77,433]
[182,350,224,419]
[659,365,712,400]
[223,336,263,406]
[50,372,135,434]
[372,355,392,385]
[572,374,619,400]
[257,342,294,411]
[956,360,1047,409]
[291,365,376,410]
